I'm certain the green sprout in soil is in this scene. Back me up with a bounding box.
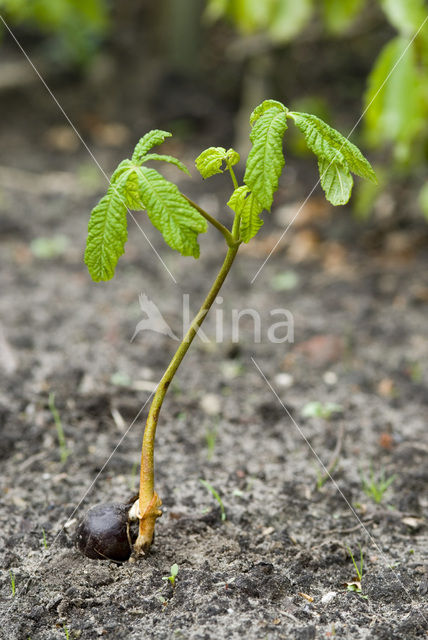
[360,466,396,504]
[9,570,15,597]
[48,392,70,464]
[162,563,179,587]
[63,625,70,640]
[41,528,48,549]
[301,400,343,420]
[75,99,376,561]
[200,479,226,522]
[205,420,218,460]
[345,544,367,598]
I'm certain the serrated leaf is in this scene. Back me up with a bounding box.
[289,111,377,182]
[131,130,172,164]
[85,186,128,282]
[228,185,264,242]
[110,160,144,209]
[142,153,191,176]
[195,147,228,178]
[110,159,133,184]
[118,169,144,209]
[244,105,288,210]
[136,167,207,257]
[318,158,353,205]
[249,99,288,126]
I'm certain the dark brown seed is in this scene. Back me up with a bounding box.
[75,503,137,562]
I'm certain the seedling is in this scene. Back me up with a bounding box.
[205,420,218,460]
[77,99,376,560]
[9,570,15,597]
[48,392,70,464]
[302,401,343,420]
[360,467,395,504]
[200,479,226,522]
[345,544,367,598]
[41,528,48,549]
[162,563,179,587]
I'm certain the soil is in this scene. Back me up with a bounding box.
[0,80,428,640]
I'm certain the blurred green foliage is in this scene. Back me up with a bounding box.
[206,0,428,216]
[0,0,109,65]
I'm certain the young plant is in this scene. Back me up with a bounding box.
[77,99,376,560]
[200,479,227,522]
[360,467,396,504]
[162,563,179,587]
[345,544,367,598]
[301,400,343,420]
[9,570,15,597]
[41,528,48,549]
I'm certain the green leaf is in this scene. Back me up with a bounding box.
[118,169,143,210]
[289,111,377,183]
[321,0,366,34]
[110,158,134,183]
[142,153,191,176]
[318,157,353,205]
[136,167,207,257]
[418,182,428,220]
[249,99,288,126]
[110,160,143,209]
[225,148,240,167]
[228,186,264,242]
[268,0,313,42]
[230,0,276,33]
[364,37,425,163]
[244,103,288,210]
[131,130,172,164]
[379,0,427,36]
[84,186,128,282]
[195,147,227,178]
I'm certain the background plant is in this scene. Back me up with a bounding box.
[0,0,109,65]
[205,0,428,217]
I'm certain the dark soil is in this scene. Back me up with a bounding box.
[0,81,427,640]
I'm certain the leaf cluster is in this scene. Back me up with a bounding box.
[85,99,375,282]
[85,130,207,282]
[196,100,375,245]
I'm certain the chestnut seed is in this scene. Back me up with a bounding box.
[75,502,137,562]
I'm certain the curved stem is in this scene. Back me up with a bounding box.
[134,240,240,555]
[183,194,236,247]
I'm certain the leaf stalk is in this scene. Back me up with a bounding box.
[183,194,236,247]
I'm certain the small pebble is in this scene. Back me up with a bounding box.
[200,393,221,416]
[274,373,294,388]
[321,591,337,604]
[323,371,338,385]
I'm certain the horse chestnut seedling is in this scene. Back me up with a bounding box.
[83,102,376,559]
[75,502,137,562]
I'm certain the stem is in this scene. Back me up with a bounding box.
[227,163,239,191]
[133,239,240,555]
[183,194,236,247]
